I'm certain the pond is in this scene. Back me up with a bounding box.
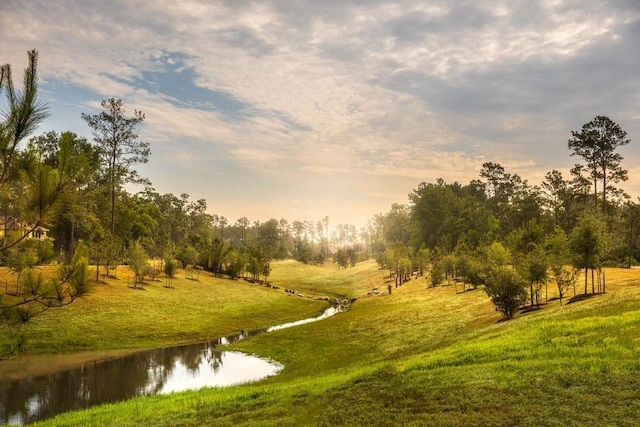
[0,305,345,425]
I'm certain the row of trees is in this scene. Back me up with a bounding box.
[370,115,631,319]
[23,130,372,278]
[12,130,373,280]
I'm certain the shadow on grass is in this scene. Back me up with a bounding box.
[567,292,602,304]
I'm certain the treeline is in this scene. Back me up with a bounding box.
[6,127,372,282]
[368,116,633,318]
[15,129,371,280]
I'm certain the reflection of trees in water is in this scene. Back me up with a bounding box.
[0,341,221,425]
[217,329,255,346]
[177,343,205,371]
[204,345,224,373]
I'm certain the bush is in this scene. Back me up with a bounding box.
[484,268,527,320]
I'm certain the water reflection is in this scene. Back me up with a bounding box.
[0,343,281,425]
[0,304,345,425]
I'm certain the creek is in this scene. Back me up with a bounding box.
[0,304,346,425]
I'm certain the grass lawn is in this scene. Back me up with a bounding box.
[4,260,640,426]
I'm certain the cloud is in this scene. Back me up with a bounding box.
[1,0,639,226]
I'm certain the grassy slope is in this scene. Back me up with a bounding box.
[11,260,640,426]
[0,267,326,356]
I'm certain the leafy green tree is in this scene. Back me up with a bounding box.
[568,116,630,214]
[508,220,549,306]
[480,162,542,233]
[1,53,75,252]
[246,247,269,281]
[177,244,199,269]
[151,192,189,249]
[541,170,567,225]
[429,263,445,287]
[209,237,228,277]
[569,211,607,294]
[523,248,549,307]
[484,267,527,320]
[335,247,350,269]
[409,180,459,251]
[127,242,148,287]
[5,240,38,295]
[384,243,411,286]
[163,257,177,288]
[621,200,640,268]
[546,228,575,304]
[81,98,150,236]
[291,220,307,261]
[414,247,430,276]
[398,255,413,284]
[256,218,281,260]
[30,131,102,258]
[224,249,246,278]
[379,203,411,246]
[118,191,161,248]
[484,241,512,272]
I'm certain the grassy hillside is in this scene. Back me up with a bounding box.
[6,260,640,426]
[0,266,326,366]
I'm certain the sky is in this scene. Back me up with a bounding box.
[1,0,639,229]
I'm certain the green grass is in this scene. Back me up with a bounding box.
[268,259,384,298]
[0,267,325,356]
[4,261,640,426]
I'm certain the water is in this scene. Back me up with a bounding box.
[0,343,282,425]
[218,305,346,344]
[0,305,345,425]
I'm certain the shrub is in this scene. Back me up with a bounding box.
[484,267,527,320]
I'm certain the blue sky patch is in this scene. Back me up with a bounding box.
[133,53,248,118]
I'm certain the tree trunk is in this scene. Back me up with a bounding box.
[629,220,634,269]
[584,268,588,295]
[593,176,598,209]
[69,221,75,258]
[545,282,548,304]
[602,164,607,215]
[530,284,534,308]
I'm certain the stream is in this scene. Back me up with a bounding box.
[0,304,346,425]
